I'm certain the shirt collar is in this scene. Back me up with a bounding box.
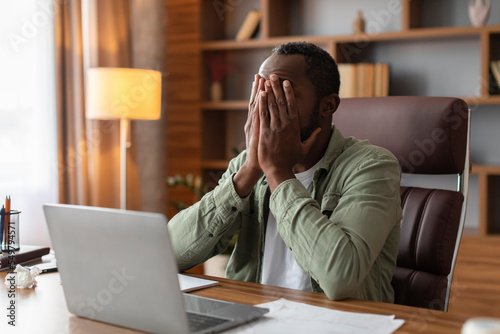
[318,124,346,172]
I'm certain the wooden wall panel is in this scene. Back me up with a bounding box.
[165,0,201,218]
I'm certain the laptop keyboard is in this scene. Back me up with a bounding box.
[187,312,230,332]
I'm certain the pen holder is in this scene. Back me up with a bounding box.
[1,210,21,251]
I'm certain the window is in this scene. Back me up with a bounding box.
[0,1,58,247]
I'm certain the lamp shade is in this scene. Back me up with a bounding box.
[86,67,161,120]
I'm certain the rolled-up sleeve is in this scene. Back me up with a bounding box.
[168,152,250,271]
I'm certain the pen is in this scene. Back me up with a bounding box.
[0,205,4,252]
[4,196,10,247]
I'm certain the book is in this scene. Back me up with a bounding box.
[339,63,389,98]
[235,10,262,42]
[374,63,383,97]
[0,245,50,271]
[381,63,390,97]
[374,63,389,97]
[338,63,357,98]
[356,63,375,97]
[490,61,500,89]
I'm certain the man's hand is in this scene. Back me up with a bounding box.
[244,74,264,171]
[258,74,321,192]
[233,75,265,198]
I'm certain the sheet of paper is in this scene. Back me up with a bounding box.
[178,274,218,292]
[225,298,405,334]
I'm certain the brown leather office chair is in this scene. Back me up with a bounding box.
[333,96,470,311]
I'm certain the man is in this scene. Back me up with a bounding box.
[168,42,402,302]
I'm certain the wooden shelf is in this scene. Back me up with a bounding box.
[201,24,500,51]
[167,0,500,234]
[200,36,330,50]
[200,22,500,106]
[471,164,500,175]
[201,101,248,110]
[469,164,500,235]
[336,24,500,42]
[463,95,500,106]
[204,97,500,108]
[201,160,229,170]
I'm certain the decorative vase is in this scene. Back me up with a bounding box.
[210,81,223,102]
[468,0,490,27]
[353,10,365,35]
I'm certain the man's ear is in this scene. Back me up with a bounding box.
[320,94,340,118]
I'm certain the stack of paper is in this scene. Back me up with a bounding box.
[225,298,404,334]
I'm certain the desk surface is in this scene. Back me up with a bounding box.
[0,269,469,333]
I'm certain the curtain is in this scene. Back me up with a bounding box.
[54,0,166,212]
[55,0,90,205]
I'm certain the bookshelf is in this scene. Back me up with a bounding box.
[165,0,500,234]
[470,164,500,235]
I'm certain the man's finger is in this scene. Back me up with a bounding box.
[253,98,261,132]
[259,91,269,130]
[265,80,280,129]
[248,97,260,150]
[249,74,262,106]
[269,74,288,124]
[283,80,298,126]
[253,98,260,139]
[249,77,257,106]
[247,76,262,126]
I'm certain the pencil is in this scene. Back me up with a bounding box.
[4,196,10,247]
[0,205,4,251]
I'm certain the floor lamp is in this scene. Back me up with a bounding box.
[86,68,162,210]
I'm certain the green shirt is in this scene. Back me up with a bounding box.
[168,126,402,302]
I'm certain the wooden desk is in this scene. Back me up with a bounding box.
[0,270,469,333]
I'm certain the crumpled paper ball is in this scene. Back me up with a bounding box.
[4,264,41,289]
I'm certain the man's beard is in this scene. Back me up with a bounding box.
[300,100,321,142]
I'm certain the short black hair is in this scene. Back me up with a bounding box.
[271,41,340,99]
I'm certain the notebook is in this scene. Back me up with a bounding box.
[178,274,218,292]
[0,245,50,271]
[43,204,268,334]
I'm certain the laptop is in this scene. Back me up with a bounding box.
[43,204,268,334]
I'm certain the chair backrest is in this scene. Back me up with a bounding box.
[333,96,470,311]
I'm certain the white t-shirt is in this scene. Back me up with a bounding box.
[261,158,323,291]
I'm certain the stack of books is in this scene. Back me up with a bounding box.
[338,63,389,98]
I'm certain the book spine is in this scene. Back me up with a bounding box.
[235,10,262,42]
[490,61,500,92]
